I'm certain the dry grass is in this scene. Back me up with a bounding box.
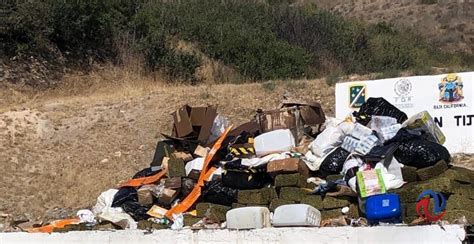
[0,66,336,222]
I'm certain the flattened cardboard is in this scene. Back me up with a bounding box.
[198,106,217,143]
[172,105,193,137]
[190,107,208,126]
[281,99,326,125]
[229,121,260,137]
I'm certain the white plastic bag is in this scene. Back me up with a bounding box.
[342,157,364,177]
[240,153,289,167]
[171,213,184,230]
[208,115,230,143]
[92,189,119,215]
[310,118,353,157]
[98,210,137,230]
[375,162,404,190]
[77,209,97,225]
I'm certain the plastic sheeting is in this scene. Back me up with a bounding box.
[353,97,408,125]
[394,139,451,168]
[201,181,238,206]
[318,147,350,177]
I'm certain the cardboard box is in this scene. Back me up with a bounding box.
[164,177,182,190]
[266,158,309,177]
[137,185,155,207]
[158,188,178,205]
[173,152,193,162]
[171,105,217,144]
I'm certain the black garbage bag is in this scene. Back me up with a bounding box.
[222,159,272,189]
[318,147,350,178]
[394,139,450,168]
[353,97,408,125]
[132,167,157,179]
[385,128,421,144]
[200,181,238,206]
[112,187,138,207]
[121,201,151,221]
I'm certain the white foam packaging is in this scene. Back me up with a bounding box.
[355,134,380,155]
[272,204,321,227]
[226,207,271,229]
[341,136,360,153]
[185,157,204,176]
[379,124,402,142]
[254,129,295,156]
[350,123,373,139]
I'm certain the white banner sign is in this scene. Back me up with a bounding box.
[335,72,474,153]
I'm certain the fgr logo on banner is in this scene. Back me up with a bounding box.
[393,79,414,109]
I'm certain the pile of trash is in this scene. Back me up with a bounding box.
[24,98,474,232]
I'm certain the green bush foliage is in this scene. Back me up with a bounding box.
[1,0,470,85]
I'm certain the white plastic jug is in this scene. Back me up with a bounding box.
[272,204,321,227]
[254,129,295,156]
[226,207,271,229]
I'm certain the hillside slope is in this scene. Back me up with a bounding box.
[312,0,474,54]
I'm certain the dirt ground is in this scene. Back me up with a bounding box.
[0,76,472,229]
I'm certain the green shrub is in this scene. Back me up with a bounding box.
[2,0,472,86]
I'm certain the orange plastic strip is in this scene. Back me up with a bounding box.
[27,218,81,233]
[119,169,167,188]
[203,167,217,182]
[165,126,232,219]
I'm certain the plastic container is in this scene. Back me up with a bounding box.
[272,204,321,227]
[365,193,402,225]
[254,129,295,156]
[226,207,271,229]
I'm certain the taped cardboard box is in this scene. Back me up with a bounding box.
[267,158,309,177]
[402,111,446,145]
[158,188,179,206]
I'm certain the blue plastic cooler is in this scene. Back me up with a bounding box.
[365,193,402,224]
